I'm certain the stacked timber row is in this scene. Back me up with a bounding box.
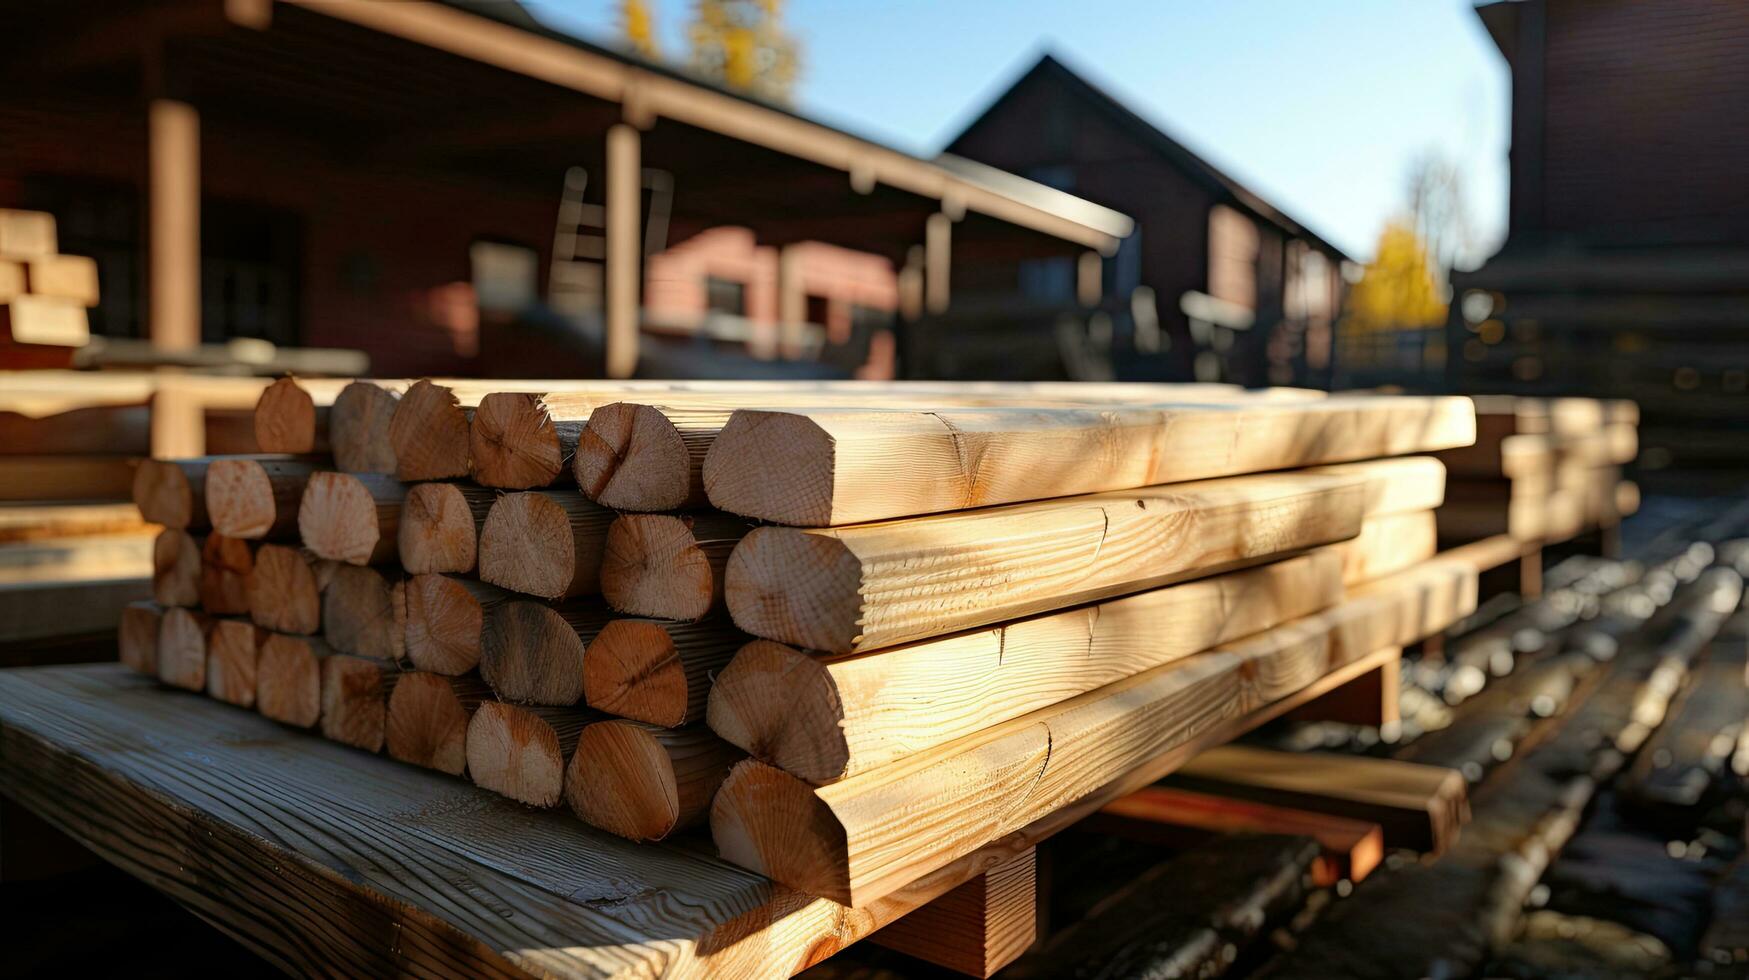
[0,208,100,354]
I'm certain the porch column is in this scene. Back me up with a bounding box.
[604,123,641,378]
[149,98,200,352]
[777,244,805,358]
[924,211,951,314]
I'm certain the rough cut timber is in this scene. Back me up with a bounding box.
[155,606,213,691]
[0,208,56,255]
[704,396,1476,527]
[151,528,201,607]
[601,512,752,621]
[398,482,496,574]
[1302,456,1447,517]
[330,381,406,474]
[0,502,149,545]
[1335,511,1438,587]
[198,533,255,615]
[563,720,745,841]
[319,654,400,752]
[727,470,1366,654]
[256,633,332,728]
[479,599,614,705]
[23,254,99,305]
[385,671,491,775]
[708,551,1344,784]
[206,618,266,708]
[870,846,1038,978]
[205,457,320,540]
[117,601,163,675]
[297,471,406,565]
[584,615,748,727]
[246,544,335,635]
[1,296,88,346]
[252,377,337,455]
[0,457,134,501]
[710,557,1478,906]
[477,490,613,599]
[469,392,600,489]
[387,380,473,481]
[0,402,150,456]
[131,457,210,530]
[465,700,596,807]
[402,574,513,676]
[322,564,405,661]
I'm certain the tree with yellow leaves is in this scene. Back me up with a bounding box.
[1340,220,1447,334]
[686,0,800,103]
[619,0,660,59]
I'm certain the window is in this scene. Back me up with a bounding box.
[470,241,540,313]
[706,276,747,316]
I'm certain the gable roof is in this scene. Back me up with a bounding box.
[947,53,1349,261]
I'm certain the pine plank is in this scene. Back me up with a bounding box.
[0,456,134,501]
[1334,510,1437,586]
[0,402,150,455]
[0,501,151,543]
[870,846,1038,978]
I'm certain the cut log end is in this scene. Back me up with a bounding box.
[582,619,688,726]
[399,482,486,574]
[152,528,202,607]
[404,573,488,675]
[199,533,255,615]
[711,758,851,902]
[247,543,324,635]
[205,458,278,539]
[298,472,385,565]
[478,492,580,599]
[257,633,325,728]
[724,527,864,653]
[470,392,564,489]
[574,402,691,511]
[565,720,681,841]
[480,601,586,705]
[601,514,716,621]
[706,639,850,783]
[320,654,394,752]
[118,601,164,675]
[385,672,480,775]
[331,381,400,474]
[132,458,197,529]
[205,619,262,708]
[254,377,317,454]
[390,380,470,481]
[322,564,406,661]
[465,701,567,807]
[702,410,836,525]
[155,607,211,691]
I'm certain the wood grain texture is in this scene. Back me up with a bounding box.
[330,381,404,474]
[0,457,134,501]
[386,671,492,775]
[297,471,406,565]
[871,846,1038,978]
[0,501,151,544]
[206,457,320,540]
[465,701,595,807]
[1334,511,1438,587]
[390,380,471,481]
[404,574,514,675]
[253,376,335,454]
[207,618,267,708]
[0,665,986,978]
[584,615,748,727]
[563,720,745,841]
[710,557,1478,905]
[156,606,213,691]
[1301,456,1446,518]
[320,654,400,752]
[151,527,201,607]
[132,457,209,530]
[246,544,336,635]
[479,599,613,706]
[400,482,497,574]
[726,470,1366,654]
[703,396,1475,526]
[469,392,598,489]
[117,600,163,675]
[198,532,256,615]
[601,512,752,621]
[322,564,405,662]
[708,551,1344,784]
[257,632,333,728]
[477,490,613,599]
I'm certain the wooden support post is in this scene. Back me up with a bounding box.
[148,99,199,352]
[604,123,641,379]
[872,846,1038,977]
[898,245,924,322]
[925,212,952,314]
[777,244,804,358]
[1077,251,1103,307]
[1282,646,1402,727]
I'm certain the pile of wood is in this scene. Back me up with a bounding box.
[0,208,99,364]
[1436,396,1639,548]
[115,375,1491,966]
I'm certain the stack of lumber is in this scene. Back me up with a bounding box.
[0,208,99,362]
[1436,396,1639,547]
[113,375,1490,975]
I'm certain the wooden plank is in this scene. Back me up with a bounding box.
[702,396,1475,526]
[0,208,57,255]
[710,558,1478,905]
[477,490,613,599]
[1168,745,1469,854]
[708,551,1345,784]
[0,297,88,346]
[725,470,1366,654]
[24,254,99,305]
[0,664,996,977]
[1334,511,1437,586]
[1297,456,1446,518]
[1282,648,1401,728]
[0,573,150,643]
[562,720,744,841]
[600,512,752,621]
[0,403,150,455]
[0,456,134,501]
[870,846,1038,978]
[0,501,151,543]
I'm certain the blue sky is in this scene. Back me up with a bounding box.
[525,1,1510,264]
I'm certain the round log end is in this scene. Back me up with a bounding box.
[574,402,691,511]
[481,601,586,705]
[118,602,163,675]
[400,482,481,574]
[331,381,400,474]
[706,639,850,783]
[702,410,837,525]
[390,380,470,481]
[710,758,852,902]
[466,701,565,807]
[132,458,194,529]
[254,377,316,453]
[198,532,255,615]
[600,514,714,621]
[298,472,383,565]
[724,527,864,654]
[478,492,575,598]
[205,458,277,539]
[258,633,324,728]
[581,619,686,726]
[155,606,210,691]
[247,543,321,635]
[404,573,486,675]
[470,392,563,489]
[206,619,261,708]
[386,672,472,775]
[320,655,390,752]
[564,720,679,841]
[152,528,201,607]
